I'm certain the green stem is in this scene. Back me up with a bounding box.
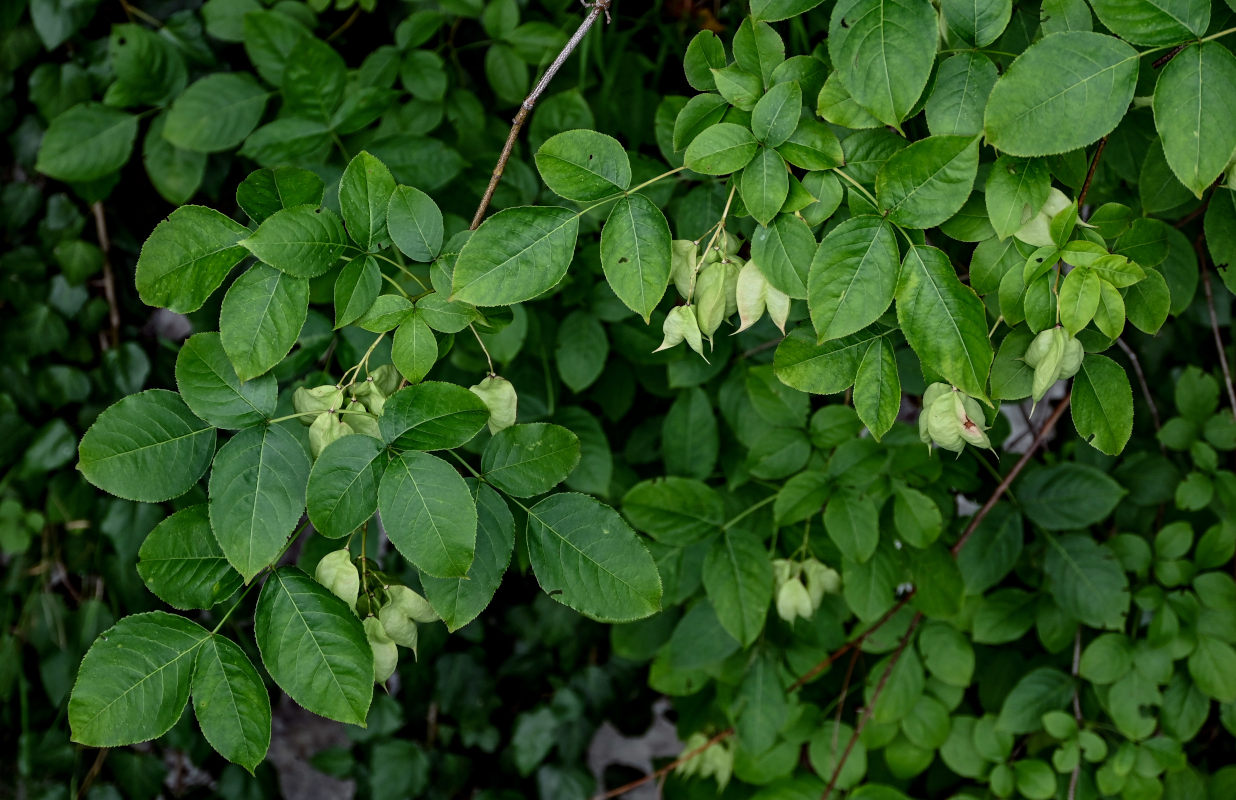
[371,252,429,291]
[627,165,687,195]
[267,407,375,425]
[722,494,777,531]
[832,168,879,207]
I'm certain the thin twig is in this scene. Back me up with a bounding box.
[1152,44,1186,69]
[76,748,109,800]
[327,6,361,41]
[1067,630,1083,800]
[91,202,121,350]
[1115,338,1162,436]
[470,0,612,230]
[594,729,733,799]
[1077,137,1107,211]
[1200,256,1236,419]
[787,596,912,692]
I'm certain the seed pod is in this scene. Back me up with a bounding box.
[352,380,386,415]
[309,412,353,459]
[1028,328,1066,404]
[775,576,814,622]
[719,229,741,257]
[1058,335,1084,379]
[802,559,841,609]
[919,383,953,446]
[293,384,343,424]
[469,375,517,433]
[694,263,727,338]
[675,733,710,779]
[1023,327,1059,369]
[1014,187,1071,248]
[722,257,742,317]
[771,558,795,590]
[735,260,768,333]
[956,393,993,450]
[925,391,966,453]
[387,584,439,623]
[343,401,381,438]
[371,364,401,397]
[378,602,419,653]
[314,549,360,612]
[655,305,706,359]
[700,736,734,790]
[670,239,699,299]
[364,616,399,683]
[764,282,790,334]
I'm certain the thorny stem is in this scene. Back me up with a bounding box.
[470,0,613,229]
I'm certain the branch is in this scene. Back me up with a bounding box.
[1115,338,1162,437]
[469,0,612,230]
[1200,250,1236,419]
[594,729,733,799]
[1077,137,1107,211]
[90,202,121,350]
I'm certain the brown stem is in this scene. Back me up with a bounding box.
[76,747,109,799]
[1077,137,1107,211]
[327,6,362,41]
[1115,338,1162,437]
[593,728,733,799]
[1200,255,1236,419]
[469,0,612,230]
[787,595,912,692]
[1152,45,1186,69]
[91,202,121,350]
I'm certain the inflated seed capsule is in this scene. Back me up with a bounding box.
[925,391,967,453]
[919,383,953,446]
[802,559,841,610]
[314,549,360,612]
[370,364,401,397]
[694,263,727,338]
[721,256,742,318]
[1027,327,1066,404]
[309,412,353,459]
[1014,187,1072,248]
[955,393,993,450]
[655,305,707,359]
[735,260,768,333]
[670,239,699,299]
[1058,335,1084,379]
[387,584,439,623]
[343,400,381,438]
[293,384,343,424]
[775,576,814,622]
[364,616,399,683]
[378,602,419,653]
[469,375,517,433]
[352,380,386,415]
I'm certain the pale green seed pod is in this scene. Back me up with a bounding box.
[771,557,795,590]
[802,559,841,610]
[371,364,401,397]
[343,401,381,438]
[701,737,734,790]
[294,384,343,424]
[1030,328,1066,403]
[364,616,399,683]
[1014,187,1071,248]
[314,549,360,611]
[378,602,419,652]
[775,576,814,622]
[957,394,993,450]
[387,584,439,623]
[670,239,699,299]
[764,282,791,334]
[1023,327,1058,369]
[469,375,518,433]
[719,229,741,257]
[309,412,354,459]
[722,257,742,318]
[675,733,710,779]
[1059,335,1084,379]
[926,391,966,453]
[351,380,386,415]
[654,305,706,359]
[694,263,727,338]
[919,383,953,445]
[735,260,768,333]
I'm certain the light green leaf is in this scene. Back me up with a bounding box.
[164,73,269,153]
[421,483,515,632]
[78,390,216,503]
[986,156,1051,241]
[193,635,271,773]
[451,206,579,305]
[387,185,443,262]
[481,423,580,498]
[1153,43,1236,198]
[219,264,309,381]
[941,0,1011,46]
[683,31,726,91]
[1089,0,1209,45]
[703,529,774,647]
[1124,266,1171,334]
[1043,532,1130,628]
[983,32,1138,157]
[825,489,879,563]
[752,213,816,299]
[741,147,790,227]
[918,621,974,687]
[751,0,827,21]
[712,65,763,110]
[683,122,759,175]
[893,485,943,548]
[175,332,275,429]
[137,505,243,610]
[209,423,312,581]
[134,205,251,314]
[622,477,724,546]
[925,53,998,137]
[876,135,979,228]
[1018,463,1126,530]
[69,612,209,746]
[535,129,631,201]
[241,204,347,278]
[828,0,937,127]
[379,451,476,578]
[808,216,899,342]
[1072,354,1133,455]
[306,435,385,540]
[752,80,802,147]
[339,151,396,252]
[1058,267,1101,336]
[853,336,900,440]
[525,493,662,622]
[774,326,889,395]
[254,567,372,725]
[391,315,438,383]
[36,103,138,182]
[777,116,845,171]
[379,382,489,451]
[601,194,672,322]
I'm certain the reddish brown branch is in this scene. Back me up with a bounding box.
[1077,137,1107,211]
[594,729,733,799]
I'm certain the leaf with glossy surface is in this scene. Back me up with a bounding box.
[852,336,900,440]
[683,123,759,175]
[137,505,243,610]
[164,73,269,153]
[1044,533,1130,628]
[451,206,579,305]
[209,423,311,581]
[535,129,631,201]
[877,135,979,228]
[828,0,937,127]
[219,264,309,381]
[236,167,325,224]
[36,103,137,182]
[941,0,1011,46]
[741,147,790,227]
[1072,354,1133,455]
[752,80,802,147]
[896,246,992,400]
[986,156,1051,241]
[1153,43,1236,198]
[176,332,275,429]
[334,256,380,328]
[1018,463,1126,530]
[387,185,443,262]
[703,529,774,646]
[481,423,580,497]
[752,214,816,299]
[379,382,489,450]
[622,477,724,546]
[525,493,662,622]
[1089,0,1209,45]
[379,451,476,577]
[808,216,900,342]
[925,53,999,137]
[421,483,515,631]
[601,195,672,322]
[751,0,827,20]
[134,205,250,314]
[78,390,216,503]
[254,567,372,725]
[193,635,271,773]
[984,33,1138,157]
[69,612,209,746]
[774,326,890,395]
[307,435,385,539]
[241,204,347,278]
[339,151,396,251]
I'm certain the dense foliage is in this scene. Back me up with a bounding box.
[5,0,1236,797]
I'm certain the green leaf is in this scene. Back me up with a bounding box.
[752,80,802,147]
[828,0,937,127]
[911,543,965,619]
[996,668,1073,733]
[534,129,631,201]
[1124,267,1171,334]
[209,423,312,582]
[683,31,726,91]
[986,156,1051,241]
[852,336,900,440]
[983,32,1138,157]
[1079,633,1132,684]
[735,651,789,753]
[876,135,979,228]
[192,635,271,773]
[36,103,137,182]
[236,166,325,224]
[1018,463,1126,530]
[379,451,477,578]
[741,147,790,227]
[1188,636,1236,701]
[600,194,672,322]
[134,205,251,314]
[254,567,372,725]
[712,65,763,110]
[1043,533,1130,629]
[843,547,899,621]
[391,315,438,383]
[555,311,608,392]
[69,612,209,746]
[918,621,975,687]
[622,477,724,546]
[683,122,759,175]
[1058,267,1101,336]
[282,36,346,122]
[751,0,827,20]
[662,387,718,480]
[481,423,580,498]
[825,489,879,563]
[137,505,243,611]
[752,213,816,299]
[421,483,515,632]
[386,185,443,262]
[774,326,889,395]
[1089,0,1209,45]
[925,53,998,137]
[777,116,845,171]
[732,18,784,86]
[306,435,385,540]
[451,206,579,305]
[703,529,774,646]
[339,152,396,252]
[1072,353,1133,455]
[1153,43,1236,198]
[78,390,216,503]
[957,506,1023,594]
[525,493,662,622]
[219,264,309,382]
[379,382,489,450]
[163,73,269,153]
[241,204,347,278]
[175,332,275,429]
[896,245,992,400]
[143,113,206,205]
[808,216,900,342]
[243,10,309,86]
[941,0,1011,46]
[893,485,943,548]
[334,256,381,329]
